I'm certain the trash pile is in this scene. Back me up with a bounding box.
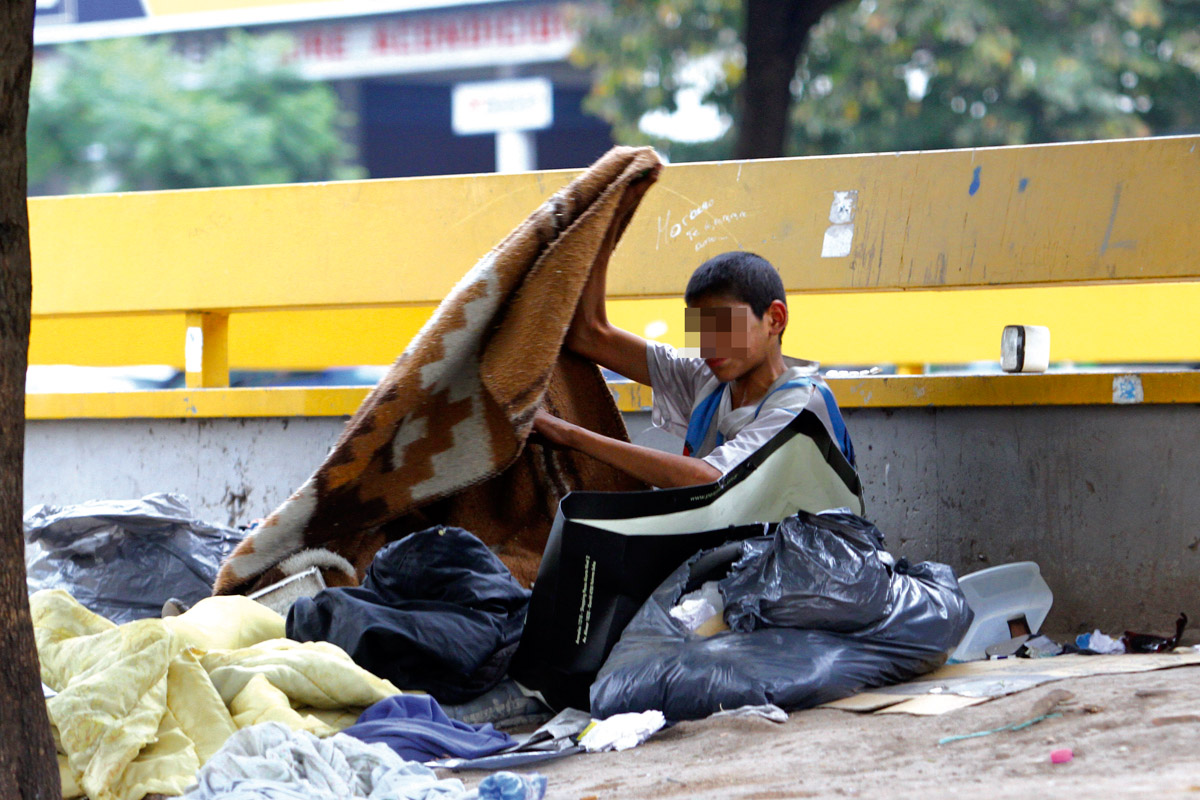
[587,511,972,720]
[25,475,1198,800]
[946,558,1188,662]
[26,492,984,800]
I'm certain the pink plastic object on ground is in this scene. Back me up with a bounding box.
[1050,748,1074,764]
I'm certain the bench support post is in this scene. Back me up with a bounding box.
[184,312,229,388]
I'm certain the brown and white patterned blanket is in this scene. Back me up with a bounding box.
[214,146,662,594]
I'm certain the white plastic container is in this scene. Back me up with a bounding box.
[949,561,1053,662]
[247,566,327,615]
[1001,325,1051,373]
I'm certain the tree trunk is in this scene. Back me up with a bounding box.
[0,2,61,798]
[734,0,850,159]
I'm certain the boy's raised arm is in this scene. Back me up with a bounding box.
[563,173,657,386]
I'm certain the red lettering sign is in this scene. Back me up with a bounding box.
[285,4,574,74]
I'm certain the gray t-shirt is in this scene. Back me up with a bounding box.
[645,340,822,475]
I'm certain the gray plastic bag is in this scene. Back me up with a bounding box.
[589,510,972,721]
[24,493,243,624]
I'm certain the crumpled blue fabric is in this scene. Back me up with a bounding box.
[341,694,514,763]
[477,772,547,800]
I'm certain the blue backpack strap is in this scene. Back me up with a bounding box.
[752,378,812,419]
[815,382,856,467]
[684,384,726,457]
[755,378,856,467]
[688,379,807,456]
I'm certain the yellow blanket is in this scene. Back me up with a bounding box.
[33,590,401,800]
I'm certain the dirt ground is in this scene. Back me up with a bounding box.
[454,663,1200,799]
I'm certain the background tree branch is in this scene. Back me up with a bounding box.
[734,0,851,158]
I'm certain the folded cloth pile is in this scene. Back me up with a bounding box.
[182,722,471,800]
[34,590,401,800]
[341,695,514,763]
[288,527,530,704]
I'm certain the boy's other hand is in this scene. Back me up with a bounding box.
[532,408,575,448]
[532,407,720,488]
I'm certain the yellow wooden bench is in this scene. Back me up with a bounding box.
[27,134,1200,419]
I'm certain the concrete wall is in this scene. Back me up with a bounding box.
[847,406,1200,635]
[24,406,1200,632]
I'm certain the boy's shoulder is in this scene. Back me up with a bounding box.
[782,355,820,375]
[645,339,708,379]
[645,340,718,434]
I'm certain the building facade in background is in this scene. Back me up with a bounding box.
[34,0,614,177]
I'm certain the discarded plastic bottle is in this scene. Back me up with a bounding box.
[476,772,548,800]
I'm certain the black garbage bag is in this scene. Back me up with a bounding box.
[721,512,892,633]
[590,511,972,721]
[288,527,531,705]
[24,493,244,624]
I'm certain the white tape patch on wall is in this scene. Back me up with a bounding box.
[821,190,857,258]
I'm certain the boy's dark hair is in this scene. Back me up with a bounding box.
[684,251,786,318]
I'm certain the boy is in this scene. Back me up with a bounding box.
[534,216,855,489]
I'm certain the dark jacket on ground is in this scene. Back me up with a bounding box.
[287,526,531,704]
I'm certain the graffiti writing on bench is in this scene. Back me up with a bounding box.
[655,198,750,252]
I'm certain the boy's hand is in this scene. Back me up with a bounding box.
[532,409,576,448]
[609,167,661,241]
[531,408,720,488]
[617,167,659,216]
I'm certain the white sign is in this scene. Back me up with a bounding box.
[452,77,553,135]
[35,0,74,24]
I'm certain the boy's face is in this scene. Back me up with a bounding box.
[685,295,787,383]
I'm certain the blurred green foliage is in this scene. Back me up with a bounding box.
[571,0,743,161]
[573,0,1200,159]
[27,33,362,194]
